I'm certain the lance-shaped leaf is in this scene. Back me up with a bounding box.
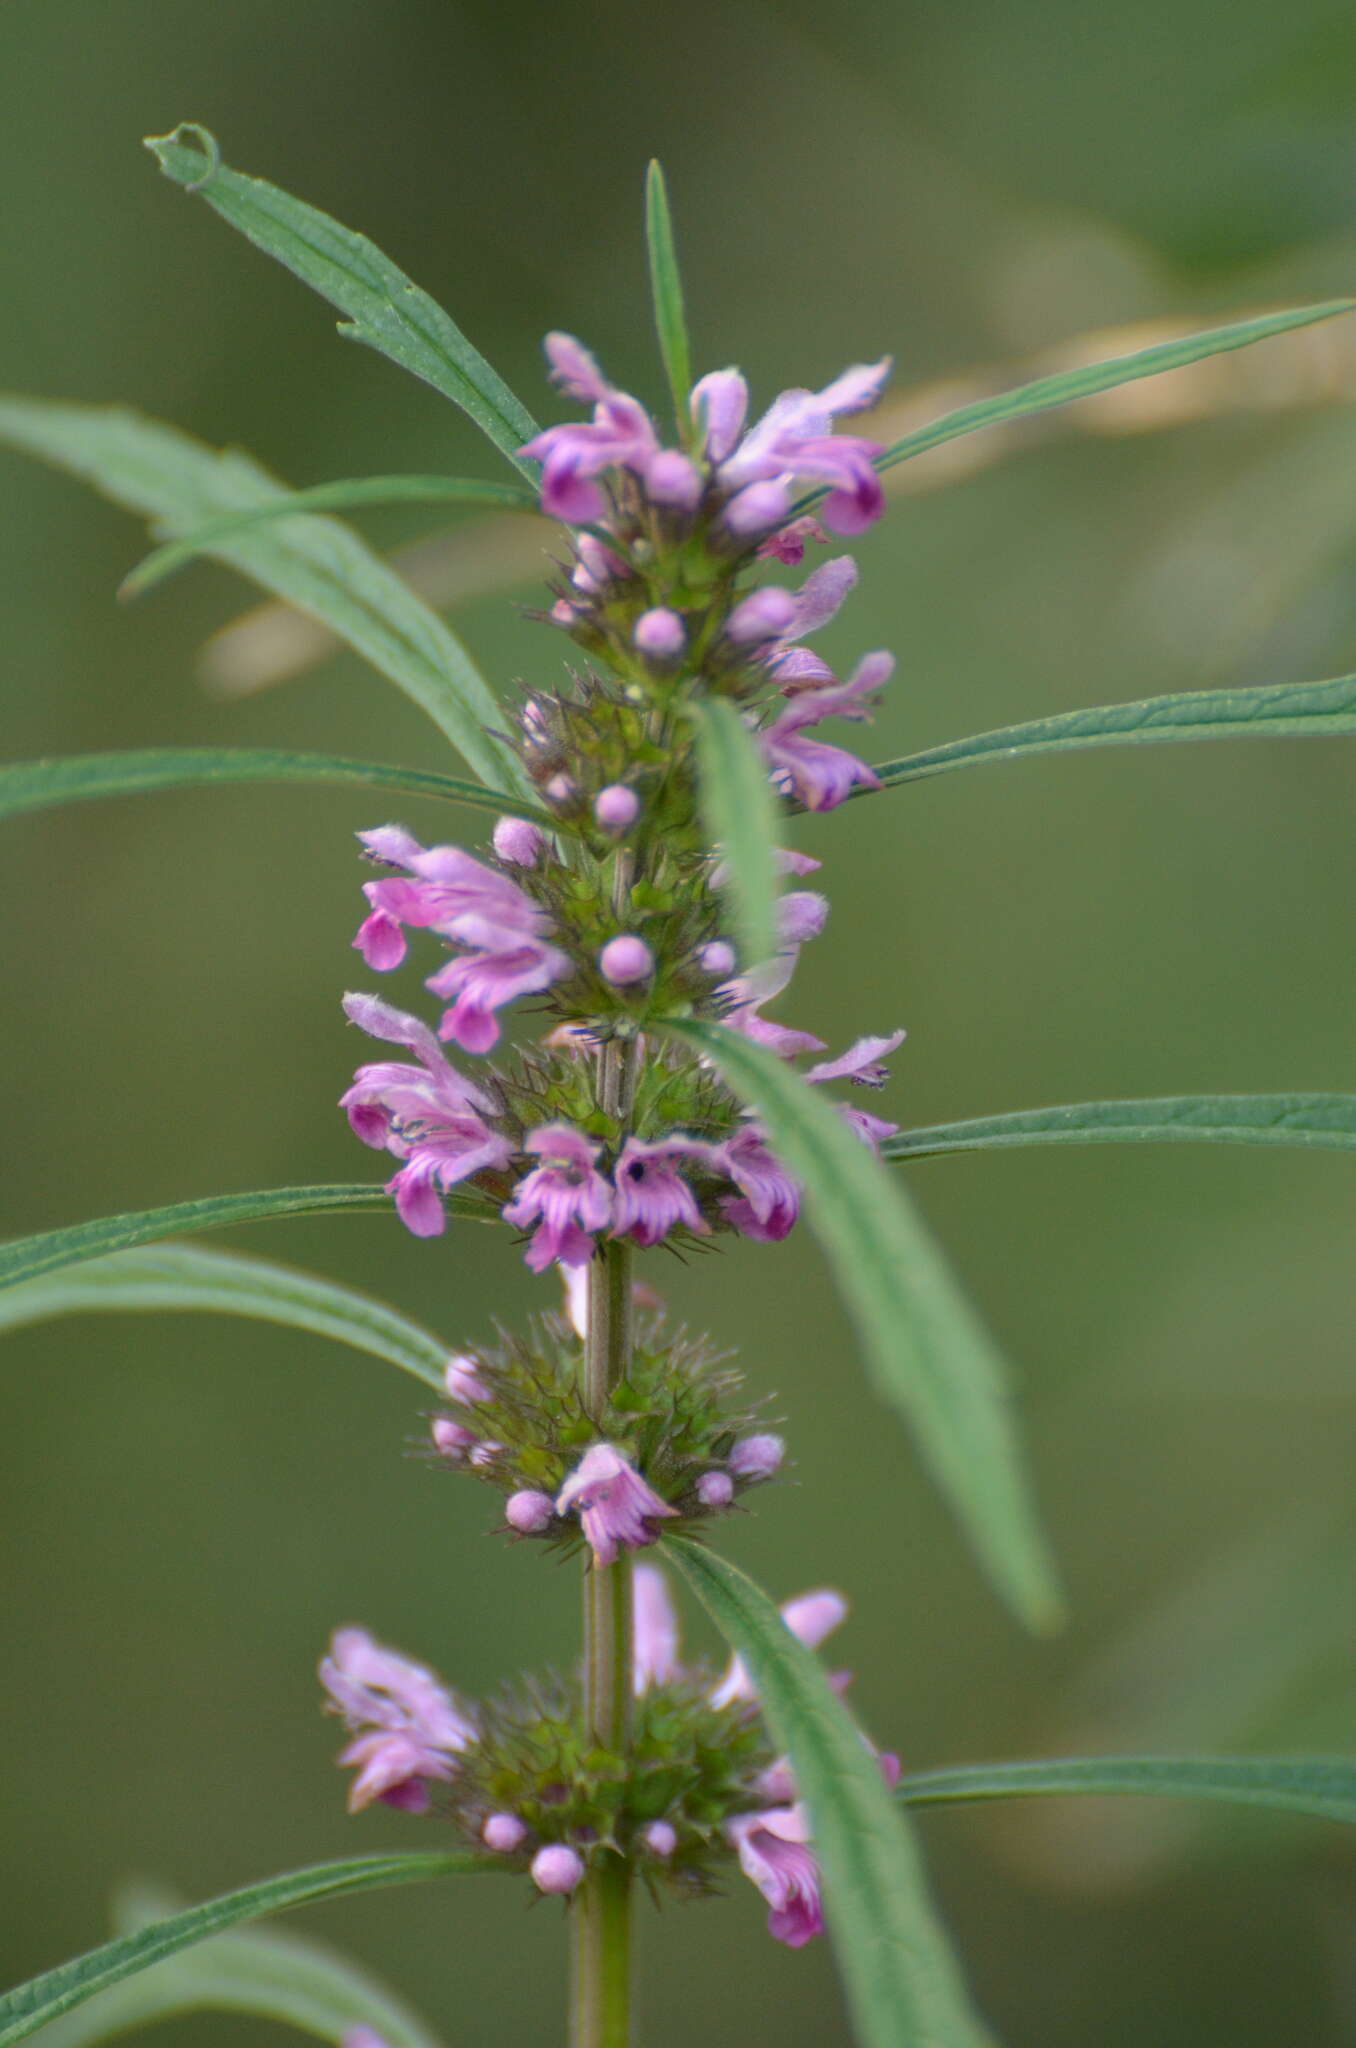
[145,126,541,478]
[0,1244,450,1391]
[0,1183,496,1296]
[0,396,526,793]
[897,1755,1356,1825]
[34,1882,443,2048]
[691,696,781,972]
[0,750,550,827]
[883,1094,1356,1163]
[792,299,1355,516]
[645,160,693,436]
[0,1852,500,2048]
[666,1540,992,2048]
[123,473,540,596]
[864,671,1356,796]
[666,1021,1061,1630]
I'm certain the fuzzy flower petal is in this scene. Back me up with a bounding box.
[611,1136,713,1248]
[632,1563,681,1693]
[502,1123,614,1272]
[555,1443,676,1567]
[727,1804,824,1948]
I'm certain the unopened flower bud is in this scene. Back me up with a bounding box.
[697,1470,734,1508]
[729,1433,785,1480]
[646,450,702,509]
[726,586,797,644]
[468,1441,502,1468]
[723,479,793,535]
[698,940,737,976]
[544,773,576,806]
[594,784,639,832]
[444,1353,491,1404]
[599,935,653,986]
[506,1489,555,1534]
[492,816,544,867]
[432,1418,477,1460]
[634,607,685,659]
[641,1820,678,1857]
[483,1812,528,1852]
[550,598,579,627]
[532,1844,585,1895]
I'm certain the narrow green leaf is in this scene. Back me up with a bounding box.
[145,125,542,478]
[0,396,526,793]
[792,299,1356,515]
[0,1183,496,1296]
[666,1021,1061,1631]
[667,1541,991,2048]
[644,161,693,436]
[691,696,780,971]
[897,1755,1356,1825]
[123,474,539,596]
[883,1094,1356,1163]
[35,1884,443,2048]
[0,750,550,827]
[0,1853,499,2048]
[0,1244,450,1391]
[865,671,1356,796]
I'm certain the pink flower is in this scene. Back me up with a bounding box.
[761,652,892,812]
[519,334,661,522]
[319,1626,474,1814]
[705,359,891,538]
[502,1124,613,1271]
[632,1562,681,1693]
[762,556,859,692]
[555,1443,676,1566]
[713,1126,802,1242]
[610,1136,712,1248]
[803,1030,905,1088]
[726,1804,824,1947]
[340,994,512,1238]
[711,1590,848,1710]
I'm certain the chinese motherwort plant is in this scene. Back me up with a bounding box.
[5,128,1356,2048]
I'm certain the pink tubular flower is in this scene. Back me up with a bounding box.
[502,1124,613,1272]
[761,651,892,812]
[711,1589,847,1710]
[713,1126,802,1242]
[726,1804,824,1947]
[555,1443,676,1567]
[713,359,891,538]
[610,1136,712,1248]
[340,994,512,1238]
[519,334,661,522]
[761,556,858,692]
[632,1562,681,1693]
[320,1626,474,1814]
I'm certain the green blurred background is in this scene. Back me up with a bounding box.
[5,0,1356,2040]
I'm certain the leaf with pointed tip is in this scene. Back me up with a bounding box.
[145,126,541,478]
[897,1755,1356,1824]
[123,474,539,596]
[35,1883,443,2048]
[883,1094,1356,1163]
[791,299,1356,516]
[665,1020,1061,1631]
[666,1541,991,2048]
[644,161,693,437]
[864,671,1356,796]
[0,1244,450,1390]
[0,750,550,827]
[0,1853,500,2048]
[0,396,526,793]
[0,1184,496,1297]
[691,696,780,972]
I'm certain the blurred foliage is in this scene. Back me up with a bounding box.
[5,0,1356,2042]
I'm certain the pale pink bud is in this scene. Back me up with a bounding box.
[444,1354,491,1404]
[468,1441,502,1468]
[723,479,793,535]
[492,816,544,866]
[634,607,685,659]
[697,1470,734,1508]
[594,784,640,832]
[483,1812,528,1852]
[698,940,737,976]
[646,450,702,508]
[544,773,575,805]
[506,1489,555,1534]
[532,1844,585,1894]
[727,586,797,644]
[550,599,578,627]
[432,1418,477,1460]
[599,935,653,985]
[730,1433,785,1480]
[641,1820,678,1857]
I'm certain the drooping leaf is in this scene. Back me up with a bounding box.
[0,750,550,827]
[883,1094,1356,1163]
[666,1021,1061,1631]
[123,474,540,596]
[145,126,541,478]
[791,300,1356,516]
[0,396,526,792]
[864,671,1356,796]
[897,1754,1356,1825]
[691,696,781,972]
[666,1540,992,2048]
[644,160,693,437]
[0,1853,499,2048]
[0,1244,450,1390]
[0,1183,495,1296]
[34,1883,443,2048]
